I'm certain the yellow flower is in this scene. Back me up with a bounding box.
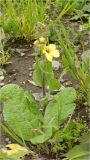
[42,44,60,62]
[5,143,28,156]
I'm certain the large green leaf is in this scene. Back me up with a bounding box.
[31,87,76,144]
[0,84,42,141]
[44,87,76,126]
[33,58,54,87]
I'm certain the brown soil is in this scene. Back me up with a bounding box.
[2,40,41,93]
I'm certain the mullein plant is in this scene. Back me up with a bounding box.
[33,36,60,111]
[0,37,77,158]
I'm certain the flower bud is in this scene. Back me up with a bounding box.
[33,40,39,46]
[39,37,46,44]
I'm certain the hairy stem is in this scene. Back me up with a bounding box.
[42,72,46,113]
[42,72,46,97]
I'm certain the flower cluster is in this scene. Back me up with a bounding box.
[34,37,60,62]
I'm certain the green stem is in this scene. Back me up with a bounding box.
[42,56,46,113]
[42,72,47,114]
[42,72,46,97]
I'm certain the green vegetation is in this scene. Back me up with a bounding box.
[0,0,49,40]
[57,24,90,106]
[0,0,89,159]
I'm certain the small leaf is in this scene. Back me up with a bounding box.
[33,59,43,87]
[66,145,90,160]
[83,4,90,13]
[70,15,80,20]
[48,77,61,92]
[62,55,77,79]
[66,133,90,160]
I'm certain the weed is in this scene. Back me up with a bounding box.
[57,23,90,106]
[0,26,11,65]
[51,119,88,153]
[0,0,50,40]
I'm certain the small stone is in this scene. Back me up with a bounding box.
[60,78,65,82]
[65,81,72,86]
[28,80,37,86]
[13,69,18,73]
[20,53,25,56]
[29,73,32,77]
[8,80,11,83]
[0,76,4,81]
[28,67,33,71]
[52,60,60,71]
[33,93,42,101]
[30,44,32,47]
[5,138,9,142]
[33,92,53,102]
[22,81,25,84]
[15,48,28,54]
[78,25,83,31]
[13,73,17,77]
[0,83,5,86]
